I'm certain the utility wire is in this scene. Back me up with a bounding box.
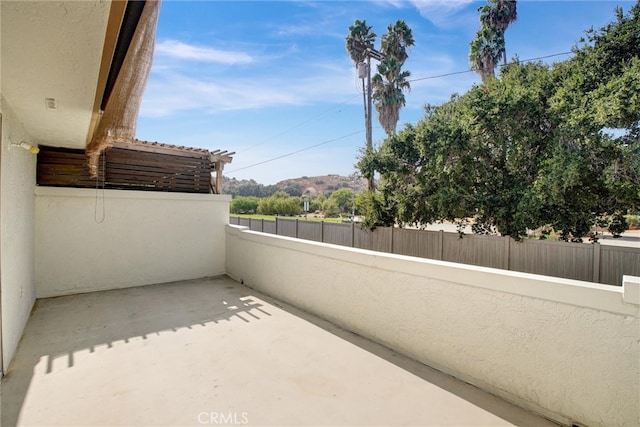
[240,94,360,152]
[409,69,472,82]
[229,51,575,175]
[227,130,365,174]
[409,51,573,83]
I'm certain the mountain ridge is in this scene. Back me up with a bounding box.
[224,174,367,197]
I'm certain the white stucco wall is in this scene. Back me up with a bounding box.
[0,97,37,373]
[35,187,230,298]
[226,225,640,427]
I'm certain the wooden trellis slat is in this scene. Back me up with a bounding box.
[37,145,212,194]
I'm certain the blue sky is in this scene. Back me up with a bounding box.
[136,0,633,185]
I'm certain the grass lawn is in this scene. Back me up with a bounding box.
[230,214,345,224]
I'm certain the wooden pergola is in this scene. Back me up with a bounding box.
[209,149,235,194]
[38,140,234,194]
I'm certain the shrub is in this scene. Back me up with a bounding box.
[607,212,628,237]
[230,196,260,214]
[257,194,302,216]
[625,214,640,229]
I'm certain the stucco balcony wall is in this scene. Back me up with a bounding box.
[226,225,640,427]
[35,187,230,298]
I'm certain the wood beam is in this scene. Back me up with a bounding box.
[86,0,128,146]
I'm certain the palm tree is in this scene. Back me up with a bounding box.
[480,0,518,32]
[373,21,414,136]
[372,56,411,135]
[346,20,413,186]
[469,25,504,82]
[346,20,378,190]
[345,20,376,65]
[469,0,516,81]
[381,20,415,64]
[479,0,517,65]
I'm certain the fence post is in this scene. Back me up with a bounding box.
[592,242,601,283]
[504,237,511,270]
[295,219,299,238]
[321,221,324,243]
[276,217,279,235]
[438,230,444,260]
[261,218,264,232]
[390,226,394,253]
[351,222,355,247]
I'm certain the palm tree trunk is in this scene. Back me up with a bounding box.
[361,69,375,191]
[366,56,375,191]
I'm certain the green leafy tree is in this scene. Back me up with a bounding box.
[311,193,326,212]
[355,189,396,230]
[542,2,640,239]
[230,196,260,214]
[361,1,640,240]
[224,179,278,198]
[257,191,302,216]
[283,183,303,197]
[323,198,340,218]
[328,188,356,214]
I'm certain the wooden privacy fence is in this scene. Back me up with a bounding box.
[230,216,640,287]
[37,143,234,194]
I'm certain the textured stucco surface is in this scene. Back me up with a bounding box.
[1,1,110,148]
[35,188,230,297]
[0,97,37,372]
[226,225,640,427]
[1,277,558,426]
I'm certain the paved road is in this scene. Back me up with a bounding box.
[422,223,640,248]
[595,230,640,247]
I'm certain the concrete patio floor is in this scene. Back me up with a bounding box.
[1,276,558,426]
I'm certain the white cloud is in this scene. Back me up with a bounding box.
[275,24,316,37]
[384,0,476,28]
[140,62,359,118]
[155,40,254,65]
[408,0,474,13]
[141,74,296,117]
[140,52,359,117]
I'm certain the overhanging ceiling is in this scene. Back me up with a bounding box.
[1,1,113,149]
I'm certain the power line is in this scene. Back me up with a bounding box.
[409,51,573,83]
[410,69,472,82]
[228,51,575,175]
[239,94,360,152]
[227,129,365,174]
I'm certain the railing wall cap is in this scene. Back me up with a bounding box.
[623,275,640,306]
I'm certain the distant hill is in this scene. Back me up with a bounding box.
[224,174,367,198]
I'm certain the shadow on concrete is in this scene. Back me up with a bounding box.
[3,275,557,426]
[1,276,270,427]
[243,284,560,427]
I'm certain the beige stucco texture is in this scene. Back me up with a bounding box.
[0,277,556,426]
[226,225,640,427]
[35,187,230,297]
